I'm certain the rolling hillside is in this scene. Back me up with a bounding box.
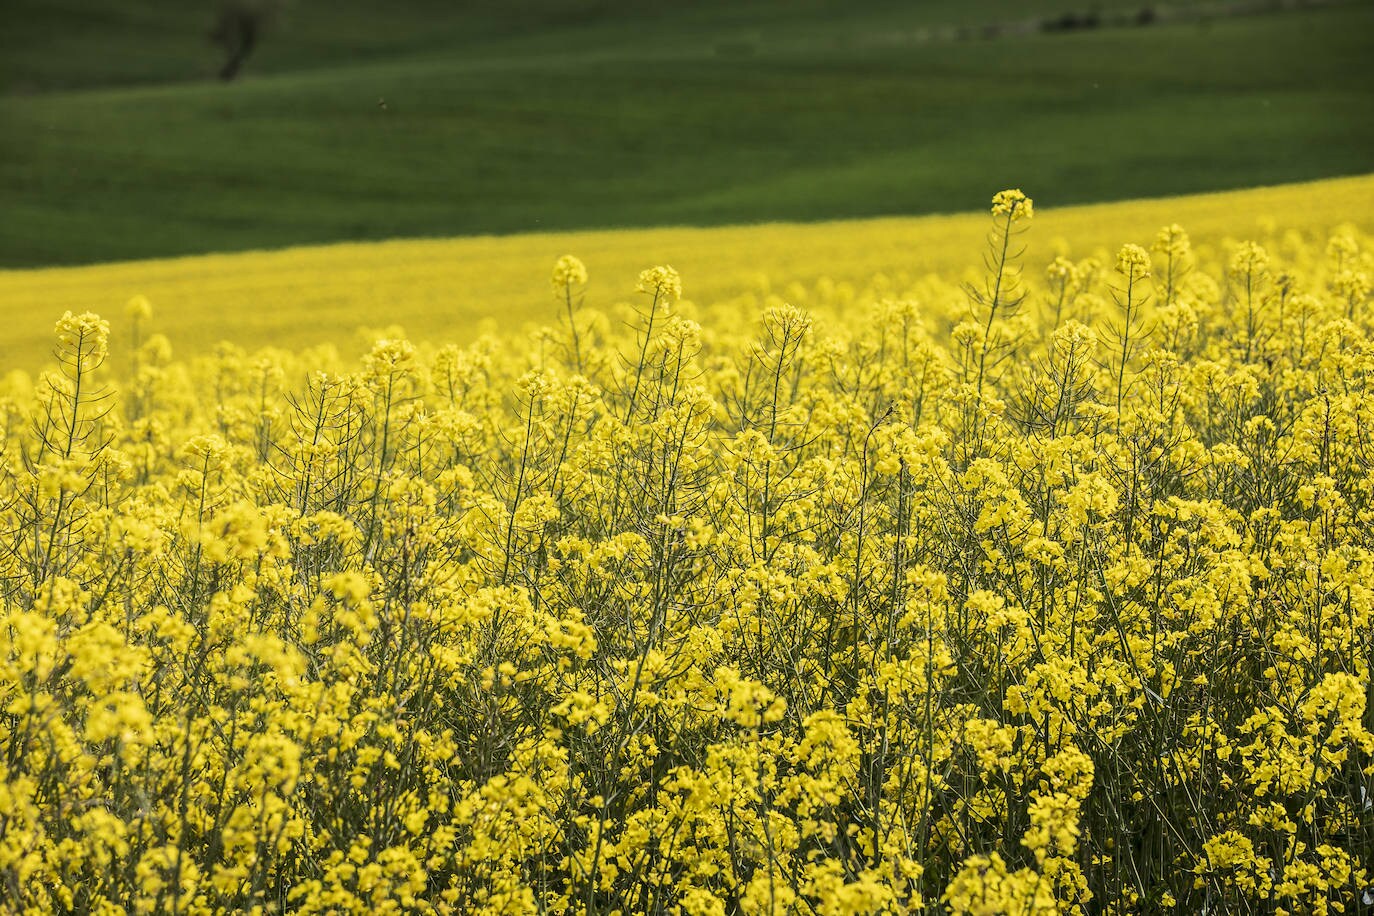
[2,0,1371,267]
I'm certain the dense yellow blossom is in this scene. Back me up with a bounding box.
[0,190,1372,914]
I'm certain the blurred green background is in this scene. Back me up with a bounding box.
[2,0,1371,267]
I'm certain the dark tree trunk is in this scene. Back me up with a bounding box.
[213,10,260,82]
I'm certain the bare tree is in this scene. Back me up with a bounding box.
[210,1,285,81]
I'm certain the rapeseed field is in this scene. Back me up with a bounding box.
[1,176,1368,371]
[1,185,1372,913]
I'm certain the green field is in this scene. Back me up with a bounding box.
[3,0,1372,267]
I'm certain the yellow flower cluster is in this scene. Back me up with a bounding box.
[1,194,1372,914]
[991,188,1034,221]
[635,264,683,305]
[551,254,589,291]
[1115,243,1152,281]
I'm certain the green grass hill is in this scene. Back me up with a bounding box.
[2,0,1371,267]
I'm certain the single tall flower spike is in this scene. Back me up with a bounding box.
[636,264,682,305]
[551,254,587,291]
[991,188,1034,221]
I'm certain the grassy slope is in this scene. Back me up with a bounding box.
[2,0,1160,92]
[2,2,1371,267]
[1,174,1369,373]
